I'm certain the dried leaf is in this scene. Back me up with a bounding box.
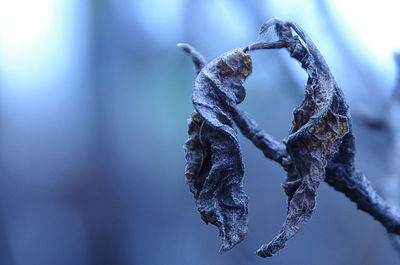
[250,20,350,257]
[183,49,252,253]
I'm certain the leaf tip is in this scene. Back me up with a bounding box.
[218,245,230,255]
[256,244,273,258]
[218,240,235,254]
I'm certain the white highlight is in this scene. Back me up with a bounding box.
[0,0,71,91]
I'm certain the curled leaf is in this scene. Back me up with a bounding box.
[249,19,350,257]
[184,112,206,196]
[183,48,252,253]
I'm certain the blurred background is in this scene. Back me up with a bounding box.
[0,0,399,264]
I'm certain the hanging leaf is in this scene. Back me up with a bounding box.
[247,19,350,257]
[182,47,252,253]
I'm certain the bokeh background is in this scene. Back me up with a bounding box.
[0,0,399,264]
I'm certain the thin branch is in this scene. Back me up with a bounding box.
[177,43,206,75]
[384,53,400,253]
[352,110,389,131]
[245,40,289,52]
[235,0,305,98]
[233,109,287,164]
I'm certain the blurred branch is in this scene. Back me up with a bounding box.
[352,110,388,131]
[314,8,400,257]
[0,211,16,265]
[384,53,400,254]
[315,0,384,97]
[353,52,400,255]
[392,53,400,100]
[315,0,392,132]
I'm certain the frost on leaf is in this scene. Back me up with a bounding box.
[183,48,252,253]
[184,112,206,195]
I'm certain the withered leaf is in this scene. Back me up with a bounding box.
[182,47,252,253]
[250,19,350,257]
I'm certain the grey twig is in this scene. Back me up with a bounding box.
[354,53,400,254]
[352,110,388,130]
[233,109,287,164]
[384,53,400,252]
[177,43,206,75]
[325,134,400,234]
[245,40,289,52]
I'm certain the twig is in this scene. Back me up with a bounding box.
[384,53,400,253]
[352,110,388,130]
[233,109,287,164]
[177,43,206,75]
